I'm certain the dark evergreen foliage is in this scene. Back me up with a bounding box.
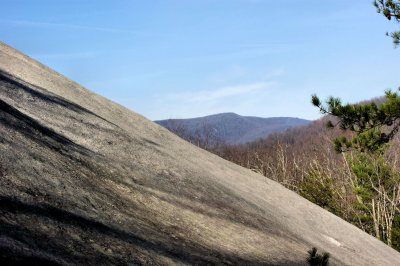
[307,247,330,266]
[373,0,400,46]
[309,1,400,250]
[311,90,400,153]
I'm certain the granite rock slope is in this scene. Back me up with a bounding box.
[0,42,399,265]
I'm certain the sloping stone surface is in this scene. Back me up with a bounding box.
[0,42,399,265]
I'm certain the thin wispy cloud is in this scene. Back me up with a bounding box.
[85,70,167,90]
[180,48,279,64]
[175,81,276,103]
[0,19,147,35]
[33,51,97,60]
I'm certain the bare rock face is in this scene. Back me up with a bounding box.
[0,42,399,265]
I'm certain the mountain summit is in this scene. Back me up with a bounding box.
[156,113,310,144]
[0,42,399,265]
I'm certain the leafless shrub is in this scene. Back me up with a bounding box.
[211,116,400,249]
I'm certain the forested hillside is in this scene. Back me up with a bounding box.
[178,109,400,251]
[155,113,310,146]
[5,40,399,265]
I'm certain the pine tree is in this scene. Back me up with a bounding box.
[311,91,400,153]
[373,0,400,46]
[307,247,330,266]
[310,1,400,248]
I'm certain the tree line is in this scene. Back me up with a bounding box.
[163,0,400,252]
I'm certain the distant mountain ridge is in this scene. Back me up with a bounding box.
[3,42,399,265]
[155,112,311,144]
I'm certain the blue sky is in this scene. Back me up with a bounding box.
[1,0,400,120]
